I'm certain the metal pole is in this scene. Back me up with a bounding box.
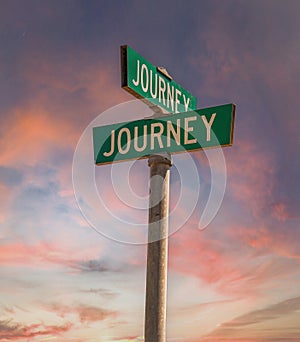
[145,153,172,342]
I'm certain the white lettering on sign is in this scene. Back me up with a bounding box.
[103,130,115,157]
[131,59,193,113]
[175,88,181,113]
[183,95,190,112]
[184,116,197,145]
[201,113,216,141]
[167,119,180,147]
[150,70,157,98]
[158,77,166,106]
[150,122,164,150]
[101,114,217,158]
[134,125,147,152]
[167,83,174,111]
[132,60,140,86]
[141,64,149,92]
[118,127,131,154]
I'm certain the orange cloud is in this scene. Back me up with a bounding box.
[0,106,78,167]
[0,51,129,170]
[77,305,116,323]
[202,297,300,342]
[48,303,116,323]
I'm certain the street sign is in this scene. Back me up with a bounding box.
[93,103,235,165]
[121,45,197,113]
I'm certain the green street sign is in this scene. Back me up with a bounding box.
[93,103,235,165]
[121,45,197,113]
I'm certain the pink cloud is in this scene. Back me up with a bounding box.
[196,138,297,224]
[112,336,140,341]
[0,107,78,168]
[0,240,103,270]
[0,320,72,341]
[191,138,288,226]
[271,202,289,222]
[168,217,300,302]
[225,140,275,218]
[20,51,128,118]
[0,53,129,170]
[169,225,254,297]
[229,222,300,260]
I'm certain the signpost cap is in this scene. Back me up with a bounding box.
[157,66,173,80]
[148,152,172,167]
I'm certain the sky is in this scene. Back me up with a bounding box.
[0,0,299,341]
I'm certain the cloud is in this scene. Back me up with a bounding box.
[169,214,300,299]
[229,222,300,259]
[0,241,103,271]
[76,305,116,323]
[112,336,141,342]
[69,256,140,274]
[168,225,251,297]
[192,137,294,228]
[225,140,275,219]
[271,202,290,222]
[0,236,145,281]
[194,138,300,259]
[203,296,300,341]
[0,319,72,340]
[196,335,253,341]
[225,296,300,327]
[48,303,116,323]
[0,167,23,187]
[0,43,128,170]
[80,288,117,300]
[0,106,77,168]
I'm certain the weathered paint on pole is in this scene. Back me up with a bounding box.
[145,153,171,342]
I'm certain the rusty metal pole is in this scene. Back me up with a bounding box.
[145,152,172,342]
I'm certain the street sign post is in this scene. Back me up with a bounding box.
[145,153,171,342]
[93,103,235,165]
[93,45,235,342]
[121,45,197,113]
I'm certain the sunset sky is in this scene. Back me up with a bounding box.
[0,1,300,341]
